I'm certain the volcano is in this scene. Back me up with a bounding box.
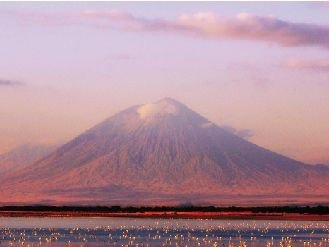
[1,98,328,206]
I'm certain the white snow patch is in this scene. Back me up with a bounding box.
[137,101,179,119]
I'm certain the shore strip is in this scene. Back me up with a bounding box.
[1,211,329,220]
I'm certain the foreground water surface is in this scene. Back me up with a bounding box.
[0,217,328,246]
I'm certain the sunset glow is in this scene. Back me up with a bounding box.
[1,2,329,165]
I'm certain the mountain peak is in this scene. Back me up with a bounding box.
[156,97,181,105]
[137,97,183,119]
[2,97,329,206]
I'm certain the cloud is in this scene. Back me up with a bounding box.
[282,58,329,71]
[0,79,24,87]
[221,125,254,140]
[78,10,187,32]
[3,9,329,50]
[176,12,329,49]
[319,1,329,7]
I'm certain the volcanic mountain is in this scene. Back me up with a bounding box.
[1,98,329,205]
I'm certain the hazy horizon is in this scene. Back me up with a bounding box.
[1,2,329,165]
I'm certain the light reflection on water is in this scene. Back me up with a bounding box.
[0,217,328,246]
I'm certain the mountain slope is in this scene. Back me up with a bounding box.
[0,144,57,176]
[1,98,328,205]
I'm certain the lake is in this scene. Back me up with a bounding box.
[0,217,328,246]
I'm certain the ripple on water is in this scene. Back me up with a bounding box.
[0,218,328,246]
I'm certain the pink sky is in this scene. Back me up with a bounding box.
[1,2,329,164]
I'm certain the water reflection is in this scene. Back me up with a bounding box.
[0,218,328,246]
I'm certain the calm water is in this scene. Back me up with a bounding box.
[0,217,329,246]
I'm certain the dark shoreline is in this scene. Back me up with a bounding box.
[1,211,329,221]
[0,206,329,220]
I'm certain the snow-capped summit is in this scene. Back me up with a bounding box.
[137,98,181,119]
[1,98,329,206]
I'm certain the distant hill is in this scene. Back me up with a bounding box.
[1,98,328,206]
[0,144,57,175]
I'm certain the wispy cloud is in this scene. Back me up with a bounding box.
[3,9,329,50]
[176,12,329,49]
[79,10,185,32]
[0,79,24,87]
[221,125,254,140]
[282,58,329,71]
[319,1,329,7]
